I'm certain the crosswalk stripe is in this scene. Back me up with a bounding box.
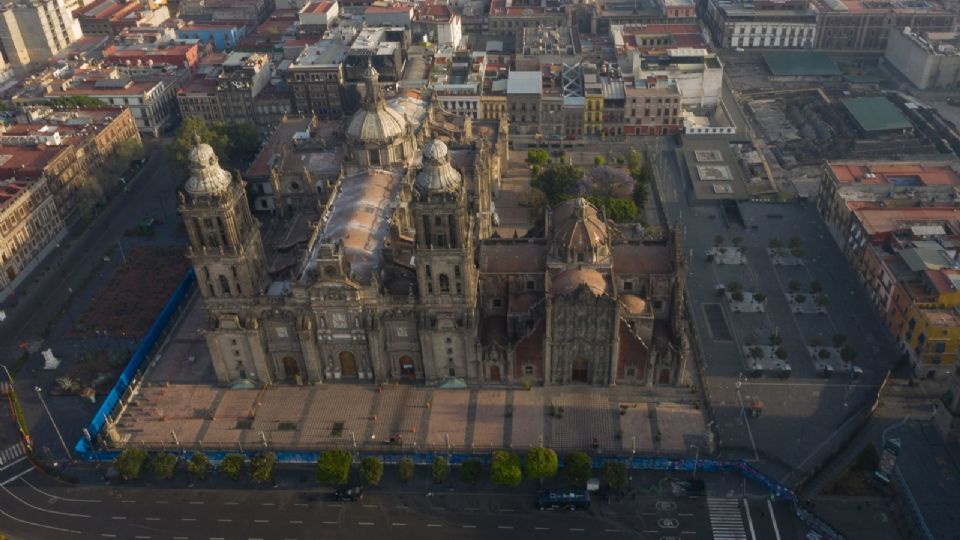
[0,443,24,465]
[708,497,748,540]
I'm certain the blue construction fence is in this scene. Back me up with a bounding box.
[73,269,196,456]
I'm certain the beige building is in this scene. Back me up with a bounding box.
[180,65,688,388]
[0,174,64,300]
[0,0,83,73]
[287,38,349,119]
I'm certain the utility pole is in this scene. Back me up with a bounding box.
[35,386,72,461]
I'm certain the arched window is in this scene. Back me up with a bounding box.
[439,274,450,293]
[219,275,231,295]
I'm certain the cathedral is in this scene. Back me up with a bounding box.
[178,64,687,388]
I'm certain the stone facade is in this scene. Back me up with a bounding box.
[180,65,685,388]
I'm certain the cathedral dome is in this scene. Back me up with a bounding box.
[345,64,408,144]
[416,138,462,195]
[184,134,233,195]
[550,197,610,263]
[552,267,607,296]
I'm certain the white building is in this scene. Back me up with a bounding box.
[885,28,960,90]
[0,0,83,73]
[415,4,462,48]
[299,0,338,35]
[704,0,817,49]
[633,49,723,110]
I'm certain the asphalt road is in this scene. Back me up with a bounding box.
[0,464,804,540]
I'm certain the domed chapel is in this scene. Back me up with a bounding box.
[179,66,686,388]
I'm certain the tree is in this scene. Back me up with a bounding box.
[632,180,649,209]
[250,451,276,484]
[586,196,638,223]
[460,459,482,485]
[527,149,550,167]
[753,292,766,303]
[584,166,634,198]
[794,294,806,304]
[221,121,260,169]
[788,280,801,292]
[531,162,582,205]
[360,456,383,486]
[815,294,830,307]
[775,347,788,360]
[114,448,149,480]
[840,345,858,363]
[714,235,725,247]
[397,458,415,483]
[818,348,832,359]
[563,451,592,487]
[524,447,559,484]
[733,236,743,247]
[47,95,108,109]
[186,452,210,481]
[490,451,522,486]
[626,149,643,170]
[791,247,805,258]
[594,155,605,166]
[810,281,823,293]
[101,138,145,178]
[731,291,745,302]
[769,333,782,346]
[832,334,848,348]
[149,453,178,481]
[432,457,450,484]
[749,347,764,359]
[167,116,228,179]
[811,335,825,347]
[316,449,352,484]
[602,461,628,493]
[726,281,743,294]
[220,454,245,481]
[788,236,802,249]
[769,237,783,249]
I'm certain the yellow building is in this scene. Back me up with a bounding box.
[584,92,603,137]
[904,305,960,377]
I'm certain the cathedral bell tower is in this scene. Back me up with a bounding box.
[412,138,478,381]
[179,134,268,301]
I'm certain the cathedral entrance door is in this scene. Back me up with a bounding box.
[659,369,671,385]
[399,356,416,380]
[490,365,501,382]
[572,358,589,383]
[339,351,358,377]
[282,357,300,379]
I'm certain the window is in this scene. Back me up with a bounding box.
[448,368,456,376]
[492,298,503,308]
[626,367,636,377]
[219,275,231,295]
[524,365,534,375]
[454,265,461,278]
[526,280,535,290]
[447,348,453,354]
[439,274,450,293]
[623,281,633,291]
[425,264,432,278]
[935,342,946,353]
[653,300,663,310]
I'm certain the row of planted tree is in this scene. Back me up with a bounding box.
[111,447,631,490]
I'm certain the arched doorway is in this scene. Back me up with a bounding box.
[490,365,501,382]
[659,369,671,385]
[572,358,589,383]
[399,356,416,380]
[339,351,358,377]
[282,357,300,379]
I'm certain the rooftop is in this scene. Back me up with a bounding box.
[829,161,960,187]
[841,97,913,132]
[506,70,542,94]
[290,39,349,68]
[811,0,948,14]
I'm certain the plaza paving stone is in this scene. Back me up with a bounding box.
[510,389,545,448]
[656,403,705,454]
[426,389,470,448]
[620,405,655,453]
[472,389,506,448]
[551,389,617,451]
[371,385,428,445]
[299,385,375,447]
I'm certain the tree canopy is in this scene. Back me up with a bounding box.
[583,166,634,199]
[460,459,483,484]
[360,456,383,486]
[531,162,582,205]
[186,452,210,480]
[587,196,638,223]
[250,451,276,484]
[527,149,550,166]
[167,117,260,179]
[490,451,522,486]
[220,454,245,480]
[114,448,149,480]
[316,449,353,484]
[563,451,593,486]
[602,461,628,492]
[397,458,415,483]
[47,95,108,109]
[149,453,177,480]
[432,457,450,484]
[524,447,559,484]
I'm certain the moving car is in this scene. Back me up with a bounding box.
[332,486,364,501]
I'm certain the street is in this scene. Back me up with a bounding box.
[0,464,802,540]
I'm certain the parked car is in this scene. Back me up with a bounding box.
[537,490,590,510]
[332,486,364,501]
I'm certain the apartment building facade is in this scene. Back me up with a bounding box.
[0,0,83,73]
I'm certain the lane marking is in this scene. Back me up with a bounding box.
[101,535,116,538]
[427,524,442,527]
[181,518,196,522]
[289,520,303,524]
[462,525,477,529]
[362,504,377,508]
[189,501,204,505]
[217,519,232,523]
[19,477,102,503]
[145,517,160,521]
[0,505,81,534]
[570,528,585,532]
[173,537,189,539]
[134,536,151,539]
[0,456,26,472]
[0,466,34,486]
[604,529,620,533]
[742,498,757,540]
[498,525,514,529]
[535,527,550,530]
[111,517,126,520]
[294,503,308,507]
[767,499,782,540]
[392,523,406,526]
[261,502,275,506]
[358,522,374,526]
[254,519,269,523]
[223,502,238,506]
[0,483,94,518]
[120,500,136,504]
[322,521,337,524]
[155,501,168,504]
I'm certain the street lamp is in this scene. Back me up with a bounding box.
[34,386,72,461]
[690,444,700,478]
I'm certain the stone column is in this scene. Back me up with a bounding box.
[245,327,273,385]
[298,329,322,384]
[204,331,232,386]
[367,328,387,383]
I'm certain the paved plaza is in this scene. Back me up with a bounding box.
[116,298,707,454]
